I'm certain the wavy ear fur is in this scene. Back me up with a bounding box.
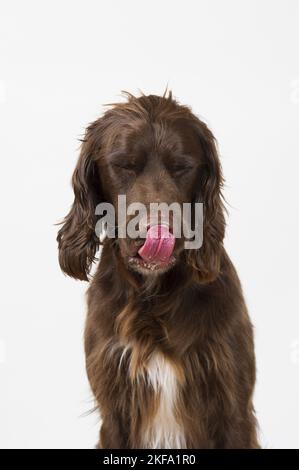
[57,122,103,281]
[187,120,226,283]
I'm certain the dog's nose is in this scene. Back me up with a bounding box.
[138,214,174,237]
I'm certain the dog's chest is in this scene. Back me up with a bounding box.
[124,348,186,449]
[143,353,186,449]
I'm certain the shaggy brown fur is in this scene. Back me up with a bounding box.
[57,91,259,449]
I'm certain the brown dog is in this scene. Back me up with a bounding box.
[57,91,259,449]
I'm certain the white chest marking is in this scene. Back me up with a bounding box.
[142,353,186,449]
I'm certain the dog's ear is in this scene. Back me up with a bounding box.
[57,120,104,281]
[187,120,226,283]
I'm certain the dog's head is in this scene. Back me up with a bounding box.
[57,92,225,283]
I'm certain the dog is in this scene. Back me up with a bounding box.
[57,91,259,449]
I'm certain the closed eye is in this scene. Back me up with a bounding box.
[109,151,142,173]
[169,155,195,175]
[171,164,193,174]
[113,162,138,172]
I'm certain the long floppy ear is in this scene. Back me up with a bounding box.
[187,120,226,283]
[57,122,103,281]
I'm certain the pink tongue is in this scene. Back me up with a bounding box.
[138,225,175,264]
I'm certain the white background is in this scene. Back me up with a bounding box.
[1,0,299,449]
